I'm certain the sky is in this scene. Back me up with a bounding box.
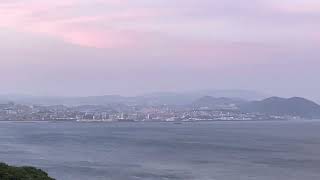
[0,0,319,99]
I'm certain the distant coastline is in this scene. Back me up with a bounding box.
[0,118,312,123]
[1,95,319,123]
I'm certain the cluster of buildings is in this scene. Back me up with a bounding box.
[0,102,291,122]
[0,102,76,121]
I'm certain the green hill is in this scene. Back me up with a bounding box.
[0,163,55,180]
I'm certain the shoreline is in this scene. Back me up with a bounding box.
[0,119,317,123]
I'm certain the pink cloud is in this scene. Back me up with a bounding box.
[0,0,318,55]
[0,0,159,48]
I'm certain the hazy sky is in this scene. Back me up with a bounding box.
[0,0,319,99]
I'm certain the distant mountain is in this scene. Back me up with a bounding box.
[144,89,267,100]
[140,89,267,105]
[192,89,268,101]
[0,89,267,106]
[240,97,320,118]
[192,96,246,109]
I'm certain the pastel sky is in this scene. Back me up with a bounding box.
[0,0,319,99]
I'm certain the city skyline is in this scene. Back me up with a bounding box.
[0,0,319,99]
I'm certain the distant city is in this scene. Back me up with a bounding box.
[0,101,292,122]
[1,91,319,122]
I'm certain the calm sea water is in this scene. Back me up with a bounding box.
[0,121,320,180]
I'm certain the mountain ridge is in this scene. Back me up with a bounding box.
[0,90,266,106]
[240,96,320,118]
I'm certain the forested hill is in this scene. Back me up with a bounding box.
[0,163,55,180]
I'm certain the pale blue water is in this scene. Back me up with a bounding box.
[0,121,320,180]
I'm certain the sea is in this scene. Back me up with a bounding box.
[0,120,320,180]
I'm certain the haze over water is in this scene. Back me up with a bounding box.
[0,120,320,180]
